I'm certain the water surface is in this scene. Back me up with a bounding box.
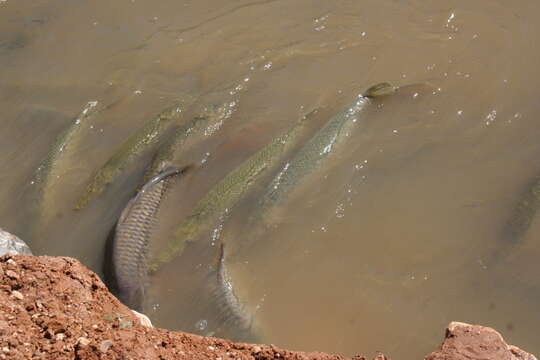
[1,0,540,358]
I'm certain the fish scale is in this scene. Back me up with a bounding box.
[113,167,189,311]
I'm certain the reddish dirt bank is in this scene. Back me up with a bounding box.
[0,255,536,360]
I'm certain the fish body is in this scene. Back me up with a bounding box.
[32,101,99,225]
[213,244,253,336]
[144,79,248,180]
[505,175,540,243]
[144,102,234,180]
[76,104,186,209]
[149,109,319,270]
[113,166,189,310]
[261,83,394,209]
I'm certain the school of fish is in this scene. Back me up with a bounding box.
[21,80,540,342]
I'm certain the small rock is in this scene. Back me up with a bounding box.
[426,322,538,360]
[11,290,23,300]
[1,347,8,353]
[77,337,91,346]
[131,310,152,327]
[99,340,114,353]
[208,346,215,351]
[55,333,65,341]
[5,270,18,279]
[252,346,262,354]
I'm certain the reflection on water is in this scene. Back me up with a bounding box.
[2,0,540,358]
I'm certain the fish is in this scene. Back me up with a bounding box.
[144,100,237,181]
[76,103,189,210]
[503,174,540,244]
[212,243,254,338]
[148,108,321,271]
[31,101,100,224]
[259,82,396,211]
[113,165,191,311]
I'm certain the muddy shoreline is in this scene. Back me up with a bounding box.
[0,254,535,360]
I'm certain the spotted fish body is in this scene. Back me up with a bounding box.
[505,175,540,243]
[261,83,395,209]
[32,101,99,222]
[150,109,319,270]
[214,244,252,333]
[113,166,189,310]
[76,104,187,209]
[144,103,232,181]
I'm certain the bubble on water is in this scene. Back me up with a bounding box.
[195,319,208,331]
[201,152,211,164]
[210,217,225,246]
[335,203,345,218]
[485,109,497,126]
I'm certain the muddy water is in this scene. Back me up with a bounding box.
[2,0,540,358]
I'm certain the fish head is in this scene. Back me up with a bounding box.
[363,82,397,98]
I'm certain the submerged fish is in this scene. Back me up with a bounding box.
[260,82,396,211]
[504,174,540,243]
[149,108,321,270]
[32,101,99,225]
[113,166,191,311]
[213,243,253,338]
[76,103,188,209]
[144,100,238,181]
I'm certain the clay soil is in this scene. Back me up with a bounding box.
[0,255,536,360]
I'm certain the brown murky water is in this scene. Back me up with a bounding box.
[2,0,540,358]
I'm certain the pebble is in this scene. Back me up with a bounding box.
[252,346,262,353]
[11,290,23,300]
[55,333,65,341]
[99,340,114,353]
[5,270,18,279]
[131,310,152,327]
[77,337,91,346]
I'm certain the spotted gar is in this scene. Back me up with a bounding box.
[144,100,237,181]
[31,101,99,228]
[504,174,540,243]
[259,82,396,211]
[76,102,190,209]
[213,244,253,337]
[149,108,321,271]
[113,166,191,311]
